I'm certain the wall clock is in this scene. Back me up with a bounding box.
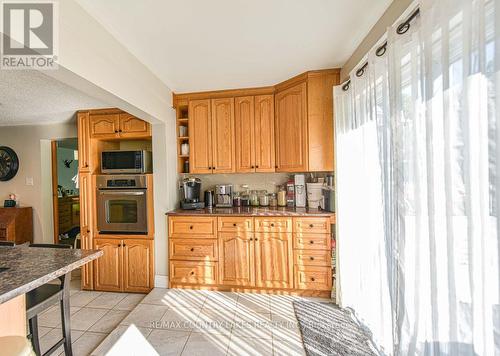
[0,146,19,181]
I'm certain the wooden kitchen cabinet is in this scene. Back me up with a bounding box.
[235,96,255,173]
[77,112,91,172]
[89,112,151,139]
[219,232,255,287]
[275,82,308,172]
[93,238,122,292]
[79,172,93,290]
[235,95,275,173]
[211,98,235,173]
[189,99,213,174]
[254,233,294,289]
[119,113,151,138]
[123,239,154,293]
[89,114,120,139]
[94,238,154,293]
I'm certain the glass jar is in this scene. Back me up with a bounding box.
[269,193,277,207]
[233,192,241,207]
[259,191,269,206]
[277,187,287,207]
[250,190,259,206]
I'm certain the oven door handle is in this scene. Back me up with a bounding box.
[98,191,145,196]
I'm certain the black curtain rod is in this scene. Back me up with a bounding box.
[342,7,420,91]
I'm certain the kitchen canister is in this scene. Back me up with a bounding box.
[306,182,324,209]
[179,125,188,137]
[181,143,189,156]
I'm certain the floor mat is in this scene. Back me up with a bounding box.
[293,301,378,356]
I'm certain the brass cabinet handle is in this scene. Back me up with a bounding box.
[233,223,237,227]
[189,226,194,230]
[190,271,195,275]
[309,224,314,228]
[309,240,314,244]
[311,277,315,282]
[309,257,314,260]
[254,238,258,241]
[122,243,126,247]
[190,248,194,252]
[256,165,259,168]
[249,238,253,241]
[114,130,118,133]
[270,223,275,227]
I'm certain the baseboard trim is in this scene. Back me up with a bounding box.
[154,274,168,288]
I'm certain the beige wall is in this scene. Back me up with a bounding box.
[340,0,414,82]
[0,121,78,243]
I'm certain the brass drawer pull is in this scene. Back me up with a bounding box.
[189,226,194,230]
[311,277,315,282]
[270,223,275,227]
[309,257,314,260]
[190,248,194,252]
[309,240,314,244]
[309,224,314,228]
[190,271,195,275]
[255,238,259,241]
[233,223,237,227]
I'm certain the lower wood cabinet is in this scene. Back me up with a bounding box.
[168,215,333,295]
[94,238,154,293]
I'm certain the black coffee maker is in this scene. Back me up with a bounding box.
[180,177,205,210]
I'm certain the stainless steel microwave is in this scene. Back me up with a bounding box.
[101,150,152,174]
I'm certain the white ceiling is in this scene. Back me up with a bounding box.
[76,0,392,93]
[0,70,109,126]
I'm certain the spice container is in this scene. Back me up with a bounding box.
[269,193,277,207]
[259,191,269,206]
[250,190,259,206]
[277,186,287,207]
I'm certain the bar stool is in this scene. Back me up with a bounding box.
[27,244,73,356]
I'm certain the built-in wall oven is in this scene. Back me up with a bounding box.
[96,175,148,234]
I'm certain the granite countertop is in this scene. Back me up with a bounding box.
[0,246,102,304]
[166,206,335,217]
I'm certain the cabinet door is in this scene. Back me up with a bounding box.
[235,96,255,173]
[77,112,91,172]
[123,239,154,293]
[94,238,122,292]
[79,173,93,290]
[189,99,213,174]
[275,82,308,172]
[254,233,293,289]
[254,95,275,172]
[119,114,151,138]
[89,114,120,139]
[219,232,254,287]
[211,98,235,173]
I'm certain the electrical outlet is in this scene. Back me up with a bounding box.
[25,177,34,186]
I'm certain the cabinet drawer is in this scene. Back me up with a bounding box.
[295,266,332,291]
[169,238,218,261]
[218,217,253,232]
[294,250,331,267]
[170,261,218,285]
[293,217,331,234]
[254,217,292,233]
[294,233,331,250]
[169,217,216,237]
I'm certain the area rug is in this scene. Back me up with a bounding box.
[293,301,379,356]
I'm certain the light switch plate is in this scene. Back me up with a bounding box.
[25,177,34,186]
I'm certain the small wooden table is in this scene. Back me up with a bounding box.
[0,207,33,244]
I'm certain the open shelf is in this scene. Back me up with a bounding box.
[176,100,190,173]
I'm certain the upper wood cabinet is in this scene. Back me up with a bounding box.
[211,98,235,173]
[89,112,151,139]
[175,69,339,173]
[235,95,275,173]
[275,82,308,172]
[254,95,275,172]
[77,112,91,172]
[189,99,212,174]
[235,96,255,173]
[189,98,235,174]
[119,113,151,138]
[89,114,120,139]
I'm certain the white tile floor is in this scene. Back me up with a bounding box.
[91,288,332,356]
[37,279,145,356]
[39,279,332,355]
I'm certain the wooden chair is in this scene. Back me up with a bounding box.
[27,244,72,356]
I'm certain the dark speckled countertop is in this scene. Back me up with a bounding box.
[166,206,335,218]
[0,246,102,304]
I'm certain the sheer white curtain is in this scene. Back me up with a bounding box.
[335,0,500,355]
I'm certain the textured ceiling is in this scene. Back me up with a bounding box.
[76,0,392,93]
[0,70,109,126]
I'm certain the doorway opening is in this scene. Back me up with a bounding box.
[51,138,80,247]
